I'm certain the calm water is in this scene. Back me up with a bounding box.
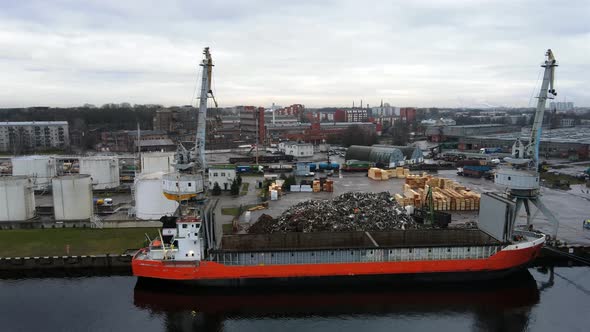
[1,267,589,332]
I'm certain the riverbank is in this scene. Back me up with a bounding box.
[0,228,158,257]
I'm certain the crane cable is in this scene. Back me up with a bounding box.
[528,67,543,108]
[191,66,203,107]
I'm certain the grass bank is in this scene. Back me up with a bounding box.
[0,228,159,257]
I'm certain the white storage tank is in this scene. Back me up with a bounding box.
[11,155,57,190]
[135,172,179,220]
[79,156,120,190]
[141,152,175,173]
[52,174,93,220]
[0,176,36,221]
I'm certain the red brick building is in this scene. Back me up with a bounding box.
[276,104,305,117]
[400,107,417,122]
[239,106,265,144]
[334,110,346,122]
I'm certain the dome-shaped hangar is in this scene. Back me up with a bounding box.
[345,145,423,168]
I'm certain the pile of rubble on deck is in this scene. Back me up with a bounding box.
[248,192,419,234]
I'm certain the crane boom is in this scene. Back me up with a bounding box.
[162,48,215,202]
[494,49,559,238]
[525,49,557,170]
[195,47,214,172]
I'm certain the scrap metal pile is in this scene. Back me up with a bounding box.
[248,192,420,233]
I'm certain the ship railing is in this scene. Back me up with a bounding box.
[513,230,545,239]
[211,245,502,266]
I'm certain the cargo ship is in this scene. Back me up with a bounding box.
[133,214,544,285]
[132,49,555,285]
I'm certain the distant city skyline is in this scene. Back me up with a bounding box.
[0,0,588,108]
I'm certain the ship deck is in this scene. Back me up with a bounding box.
[219,229,502,252]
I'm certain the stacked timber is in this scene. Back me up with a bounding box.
[395,167,411,179]
[322,180,334,192]
[312,180,321,192]
[368,167,410,180]
[398,175,481,211]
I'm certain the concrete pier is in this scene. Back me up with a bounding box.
[0,254,134,271]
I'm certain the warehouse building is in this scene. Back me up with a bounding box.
[426,124,519,142]
[346,145,424,168]
[459,126,590,160]
[281,142,314,157]
[239,106,265,144]
[208,165,236,191]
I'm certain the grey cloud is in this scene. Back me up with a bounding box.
[0,0,588,108]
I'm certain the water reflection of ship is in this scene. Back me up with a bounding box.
[134,270,540,331]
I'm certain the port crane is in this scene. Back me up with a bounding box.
[162,47,216,203]
[495,49,559,237]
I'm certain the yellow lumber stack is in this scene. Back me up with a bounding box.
[368,167,410,180]
[269,182,283,195]
[400,175,480,211]
[395,167,409,178]
[312,180,321,193]
[368,167,383,180]
[405,174,429,188]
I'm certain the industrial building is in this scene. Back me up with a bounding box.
[208,165,236,191]
[399,108,417,122]
[274,104,305,117]
[152,106,197,133]
[98,130,168,152]
[266,121,378,145]
[334,109,369,122]
[549,101,574,112]
[239,106,265,144]
[426,124,520,142]
[371,103,399,117]
[135,138,176,152]
[421,118,457,126]
[280,142,314,157]
[459,126,590,160]
[0,121,69,153]
[346,145,424,167]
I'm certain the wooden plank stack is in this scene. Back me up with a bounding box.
[312,180,321,192]
[398,174,481,211]
[368,167,410,180]
[322,180,334,192]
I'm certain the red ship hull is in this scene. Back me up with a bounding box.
[132,242,543,282]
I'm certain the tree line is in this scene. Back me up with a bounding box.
[0,106,157,131]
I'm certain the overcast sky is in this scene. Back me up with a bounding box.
[1,0,588,108]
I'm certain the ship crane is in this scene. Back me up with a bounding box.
[162,47,216,203]
[494,49,559,238]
